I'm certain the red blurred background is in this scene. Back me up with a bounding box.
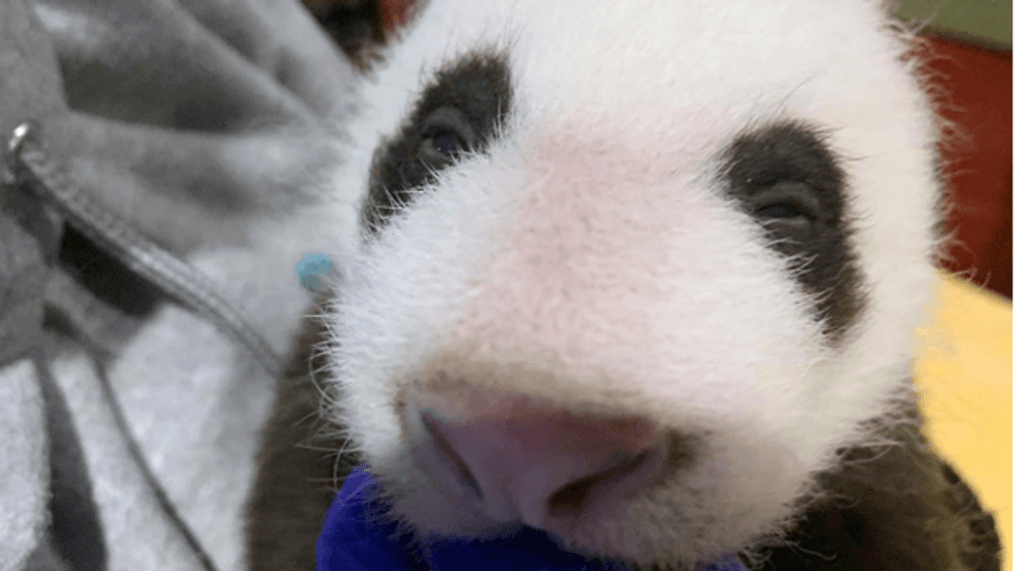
[918,37,1011,299]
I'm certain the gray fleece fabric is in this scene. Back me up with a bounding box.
[0,1,360,569]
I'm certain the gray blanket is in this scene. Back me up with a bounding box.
[0,1,363,569]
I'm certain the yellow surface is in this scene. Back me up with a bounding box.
[914,271,1013,570]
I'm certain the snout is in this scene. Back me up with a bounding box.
[405,389,684,532]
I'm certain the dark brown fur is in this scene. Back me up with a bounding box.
[244,309,359,571]
[301,0,388,70]
[751,417,1002,570]
[244,4,381,567]
[245,303,1001,571]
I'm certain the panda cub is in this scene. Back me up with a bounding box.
[246,1,1002,570]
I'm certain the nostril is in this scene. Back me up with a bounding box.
[547,449,652,518]
[414,398,677,529]
[421,412,483,499]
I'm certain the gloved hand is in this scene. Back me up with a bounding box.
[318,465,749,571]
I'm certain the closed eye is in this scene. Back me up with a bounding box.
[749,181,822,239]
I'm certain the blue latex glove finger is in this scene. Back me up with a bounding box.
[317,465,748,571]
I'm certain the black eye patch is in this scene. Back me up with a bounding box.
[723,122,866,341]
[361,50,512,234]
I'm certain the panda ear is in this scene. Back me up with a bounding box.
[306,0,388,70]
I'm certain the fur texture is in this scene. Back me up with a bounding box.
[246,1,1001,570]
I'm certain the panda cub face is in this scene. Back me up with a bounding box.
[324,0,941,566]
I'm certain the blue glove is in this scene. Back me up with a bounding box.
[317,465,748,571]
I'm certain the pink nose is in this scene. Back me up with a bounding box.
[414,399,671,530]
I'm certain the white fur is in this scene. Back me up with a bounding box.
[318,1,942,566]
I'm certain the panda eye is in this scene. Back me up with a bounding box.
[751,181,821,237]
[756,202,807,221]
[422,129,467,157]
[418,106,476,165]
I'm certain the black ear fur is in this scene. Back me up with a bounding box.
[302,0,387,70]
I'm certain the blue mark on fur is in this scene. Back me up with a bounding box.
[296,253,333,292]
